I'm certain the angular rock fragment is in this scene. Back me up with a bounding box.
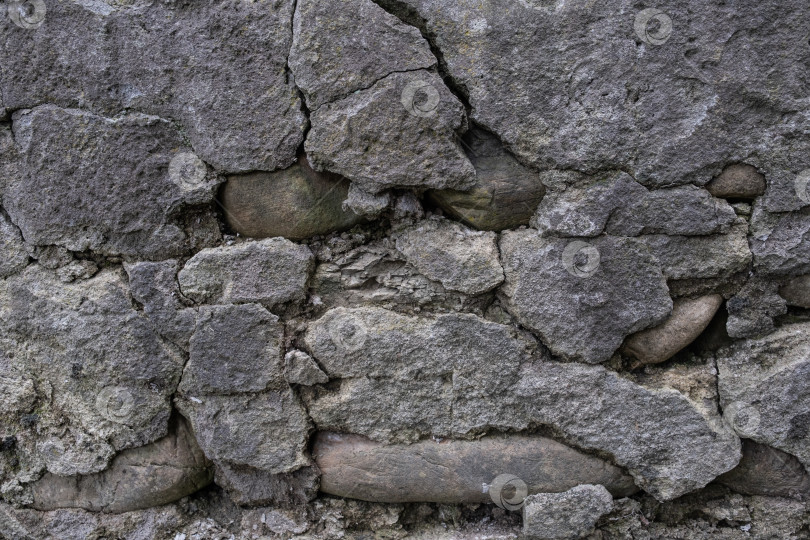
[707,164,766,199]
[124,260,196,348]
[717,440,810,499]
[221,157,363,241]
[522,485,613,540]
[5,105,220,260]
[342,184,391,218]
[0,0,306,172]
[780,275,810,308]
[750,208,810,276]
[315,432,638,503]
[726,277,787,338]
[621,295,723,367]
[0,210,28,278]
[178,239,314,307]
[30,416,212,513]
[306,70,475,193]
[215,462,319,507]
[285,350,329,386]
[394,218,504,295]
[289,0,435,108]
[532,173,736,238]
[427,128,546,231]
[499,230,672,363]
[180,304,285,395]
[717,323,810,470]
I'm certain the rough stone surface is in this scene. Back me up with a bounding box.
[289,0,435,109]
[522,485,613,540]
[726,277,788,338]
[316,432,637,503]
[306,70,475,193]
[622,295,723,367]
[394,218,504,295]
[717,323,810,471]
[284,350,329,386]
[178,239,314,307]
[30,416,212,513]
[779,274,810,308]
[0,209,28,277]
[750,207,810,276]
[4,105,221,260]
[427,128,546,231]
[0,0,306,172]
[499,230,672,364]
[717,440,810,499]
[221,158,363,241]
[214,462,319,508]
[707,164,766,199]
[342,184,392,218]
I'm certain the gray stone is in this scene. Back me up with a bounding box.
[532,173,736,237]
[0,210,28,278]
[306,70,475,193]
[342,183,392,218]
[0,266,184,481]
[176,390,311,475]
[427,128,546,231]
[372,0,810,189]
[622,295,723,367]
[717,440,810,499]
[394,218,504,295]
[522,485,613,540]
[178,238,314,308]
[707,164,766,199]
[717,323,810,470]
[180,304,285,396]
[5,105,221,260]
[750,207,810,276]
[499,230,672,364]
[220,158,363,241]
[315,432,638,503]
[392,192,425,222]
[30,416,212,513]
[726,277,787,338]
[284,350,329,386]
[780,274,810,308]
[124,260,196,349]
[289,0,435,109]
[214,462,319,507]
[0,0,306,172]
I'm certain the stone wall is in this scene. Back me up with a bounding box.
[1,0,809,538]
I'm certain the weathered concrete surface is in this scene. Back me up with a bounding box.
[522,485,613,540]
[622,295,723,367]
[30,416,212,513]
[315,432,638,503]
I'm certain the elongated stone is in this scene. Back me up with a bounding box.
[717,440,810,499]
[621,295,723,367]
[30,416,212,513]
[706,164,766,199]
[315,432,638,503]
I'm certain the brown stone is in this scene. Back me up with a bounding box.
[779,275,810,308]
[220,155,363,241]
[427,129,545,231]
[706,164,766,199]
[622,294,723,367]
[717,440,810,498]
[314,432,638,504]
[30,416,212,513]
